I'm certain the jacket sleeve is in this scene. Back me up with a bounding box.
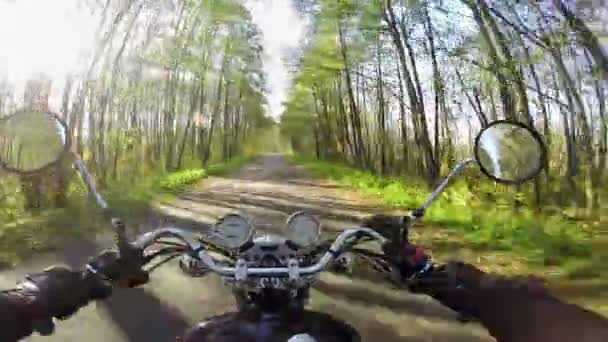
[0,289,38,341]
[472,287,608,342]
[0,266,106,342]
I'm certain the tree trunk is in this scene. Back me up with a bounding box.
[222,82,231,162]
[423,3,444,167]
[464,0,515,120]
[177,84,200,169]
[376,36,387,175]
[203,55,228,166]
[477,0,532,124]
[383,0,437,183]
[554,0,608,80]
[338,22,367,168]
[395,50,409,170]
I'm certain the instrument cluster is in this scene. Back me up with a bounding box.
[212,211,322,251]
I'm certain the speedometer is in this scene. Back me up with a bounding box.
[286,211,321,247]
[215,214,254,249]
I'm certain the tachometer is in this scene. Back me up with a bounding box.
[215,214,254,249]
[286,212,321,248]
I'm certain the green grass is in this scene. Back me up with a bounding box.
[288,155,595,267]
[159,169,207,193]
[290,155,608,317]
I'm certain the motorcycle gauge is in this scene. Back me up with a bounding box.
[215,214,254,249]
[286,212,321,248]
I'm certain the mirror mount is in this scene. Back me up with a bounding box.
[416,158,477,214]
[404,120,545,228]
[73,157,109,210]
[73,155,129,245]
[401,158,477,229]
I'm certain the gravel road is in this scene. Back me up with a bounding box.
[1,154,493,342]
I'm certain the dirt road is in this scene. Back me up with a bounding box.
[1,155,493,341]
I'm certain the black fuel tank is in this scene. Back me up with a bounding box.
[180,310,360,342]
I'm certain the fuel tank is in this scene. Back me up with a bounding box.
[180,310,361,342]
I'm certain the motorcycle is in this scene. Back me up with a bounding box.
[0,110,546,341]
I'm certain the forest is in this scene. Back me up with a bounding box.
[281,0,607,269]
[283,0,607,213]
[0,0,607,322]
[0,0,280,263]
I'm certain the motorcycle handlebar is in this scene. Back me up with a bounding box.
[133,227,387,277]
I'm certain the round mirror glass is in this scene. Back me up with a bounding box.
[0,110,68,173]
[474,121,545,184]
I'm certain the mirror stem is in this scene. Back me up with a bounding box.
[73,157,108,209]
[418,158,477,212]
[73,155,130,248]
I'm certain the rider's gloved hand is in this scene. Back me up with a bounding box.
[0,247,149,341]
[364,213,409,252]
[382,242,430,279]
[363,214,406,240]
[363,214,430,279]
[86,247,149,289]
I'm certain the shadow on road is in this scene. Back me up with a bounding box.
[99,288,191,342]
[313,280,456,322]
[54,215,208,342]
[173,190,378,232]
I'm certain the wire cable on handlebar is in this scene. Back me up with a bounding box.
[144,253,183,273]
[143,246,188,264]
[134,226,387,277]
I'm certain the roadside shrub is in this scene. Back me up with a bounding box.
[159,169,207,193]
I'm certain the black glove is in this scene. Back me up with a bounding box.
[0,266,103,340]
[86,247,149,289]
[363,214,409,246]
[0,291,35,341]
[384,243,431,280]
[0,246,149,341]
[363,214,430,281]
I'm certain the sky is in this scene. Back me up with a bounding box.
[0,0,97,107]
[247,0,306,118]
[0,0,305,118]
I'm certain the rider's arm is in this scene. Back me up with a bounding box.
[0,266,110,341]
[412,261,608,342]
[364,214,608,341]
[0,250,148,342]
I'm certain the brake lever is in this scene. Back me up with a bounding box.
[99,208,134,257]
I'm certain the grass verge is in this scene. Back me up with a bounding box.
[290,155,608,315]
[288,156,600,271]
